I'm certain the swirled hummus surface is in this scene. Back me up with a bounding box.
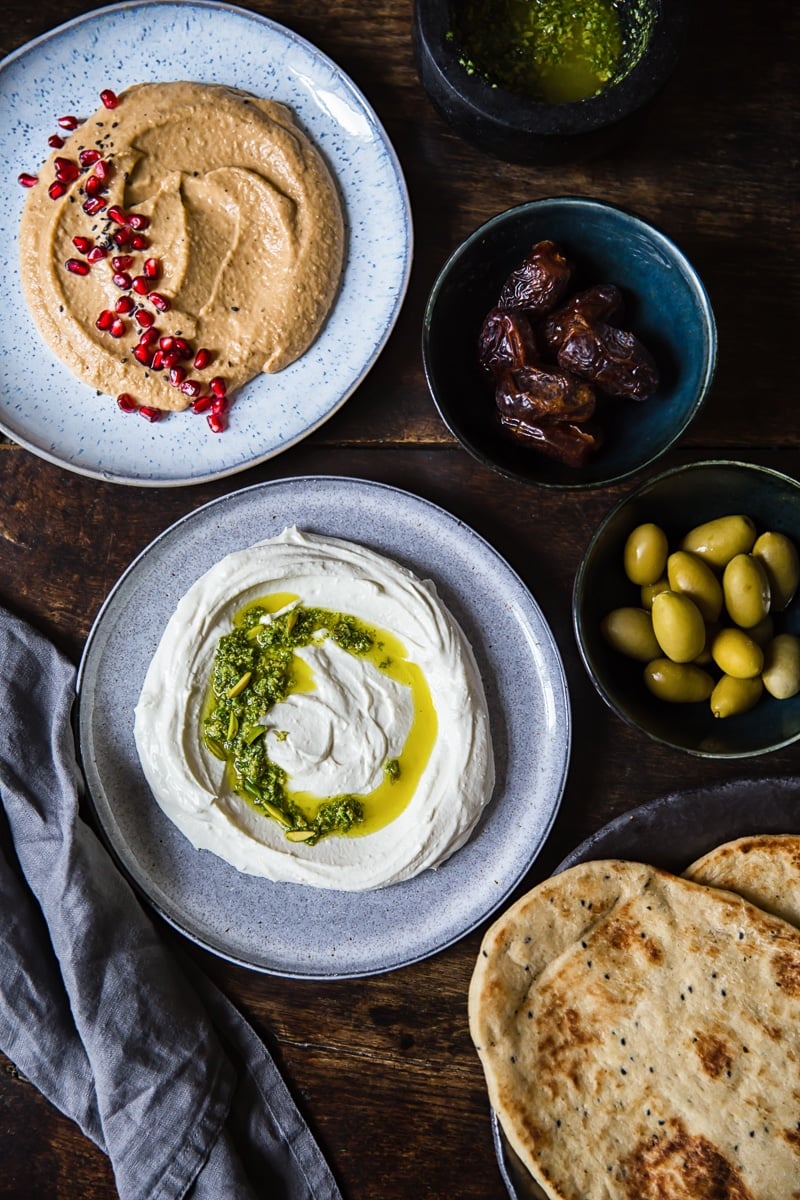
[19,82,344,412]
[134,528,495,891]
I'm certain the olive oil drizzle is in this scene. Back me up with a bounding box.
[201,594,437,844]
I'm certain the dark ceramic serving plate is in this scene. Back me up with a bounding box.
[423,197,716,490]
[491,775,800,1199]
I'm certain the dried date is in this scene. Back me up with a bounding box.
[540,284,624,355]
[478,307,539,379]
[557,320,659,400]
[496,410,602,468]
[494,363,596,427]
[497,240,573,315]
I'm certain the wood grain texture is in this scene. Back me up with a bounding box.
[1,1,799,1197]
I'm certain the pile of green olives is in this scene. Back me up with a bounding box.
[601,515,800,717]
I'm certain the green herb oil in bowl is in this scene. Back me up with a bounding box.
[453,0,625,104]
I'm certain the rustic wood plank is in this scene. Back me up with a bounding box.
[1,1,799,1197]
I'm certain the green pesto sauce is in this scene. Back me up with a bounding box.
[202,602,390,844]
[452,0,623,104]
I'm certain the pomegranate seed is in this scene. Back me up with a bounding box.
[54,157,79,183]
[107,205,127,224]
[143,257,160,279]
[115,295,135,314]
[151,350,165,370]
[169,366,186,386]
[139,406,162,423]
[127,213,149,230]
[210,392,228,414]
[132,275,149,295]
[100,89,119,110]
[65,258,90,276]
[161,349,182,370]
[111,255,133,270]
[173,337,192,359]
[116,392,138,412]
[135,309,155,328]
[84,174,105,196]
[48,180,67,200]
[83,196,107,214]
[18,172,38,188]
[130,233,149,250]
[79,148,101,167]
[87,245,108,262]
[209,376,227,397]
[94,159,112,181]
[110,318,126,338]
[112,271,132,289]
[158,336,175,351]
[48,135,65,149]
[72,235,93,254]
[133,343,153,365]
[191,395,212,414]
[96,309,115,331]
[57,115,81,130]
[207,411,227,434]
[193,347,212,370]
[180,379,202,399]
[149,292,170,312]
[113,228,131,247]
[138,327,159,345]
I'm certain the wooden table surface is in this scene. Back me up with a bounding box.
[1,1,799,1196]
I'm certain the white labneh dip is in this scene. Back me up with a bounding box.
[134,527,495,891]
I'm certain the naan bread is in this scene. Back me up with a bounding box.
[469,859,800,1200]
[685,834,800,928]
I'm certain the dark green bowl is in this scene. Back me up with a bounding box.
[422,197,716,490]
[573,461,800,758]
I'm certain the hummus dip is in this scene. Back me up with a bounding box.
[19,82,344,412]
[134,527,495,891]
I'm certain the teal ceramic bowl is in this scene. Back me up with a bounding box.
[573,461,800,758]
[423,197,716,490]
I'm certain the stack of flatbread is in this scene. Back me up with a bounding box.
[468,834,800,1199]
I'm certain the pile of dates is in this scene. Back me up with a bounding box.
[478,239,659,467]
[601,515,800,718]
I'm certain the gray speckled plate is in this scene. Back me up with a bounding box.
[76,477,571,978]
[1,1,411,486]
[492,776,800,1199]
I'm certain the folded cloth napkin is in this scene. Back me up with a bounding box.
[0,605,342,1200]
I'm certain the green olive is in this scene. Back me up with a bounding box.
[762,633,800,700]
[752,531,800,611]
[723,553,771,628]
[710,627,764,679]
[681,514,757,568]
[640,577,669,610]
[624,523,669,586]
[710,674,763,718]
[651,591,706,662]
[600,607,661,661]
[666,550,723,622]
[643,659,714,703]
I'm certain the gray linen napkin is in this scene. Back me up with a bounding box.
[0,605,342,1200]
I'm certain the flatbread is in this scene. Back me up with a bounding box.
[685,834,800,928]
[468,858,800,1200]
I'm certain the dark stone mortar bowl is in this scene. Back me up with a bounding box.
[413,0,690,164]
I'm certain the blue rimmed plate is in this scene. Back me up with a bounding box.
[76,476,571,978]
[0,1,412,486]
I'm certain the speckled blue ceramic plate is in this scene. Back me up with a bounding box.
[0,2,411,486]
[76,477,571,978]
[491,777,800,1199]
